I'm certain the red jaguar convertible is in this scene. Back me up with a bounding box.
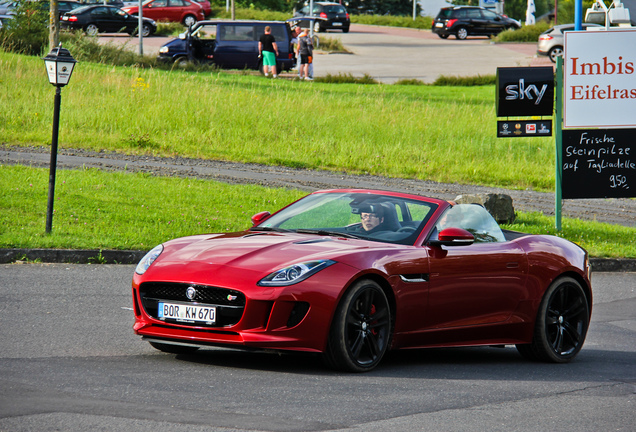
[132,189,592,372]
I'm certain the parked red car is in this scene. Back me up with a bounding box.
[132,189,592,372]
[193,0,210,16]
[122,0,204,26]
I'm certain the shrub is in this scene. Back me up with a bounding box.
[495,22,550,42]
[351,15,432,30]
[59,31,157,67]
[315,73,379,84]
[318,36,349,52]
[433,74,496,86]
[0,0,48,55]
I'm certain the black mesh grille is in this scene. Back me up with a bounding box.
[139,282,245,327]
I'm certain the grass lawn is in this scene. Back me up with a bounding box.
[1,51,554,191]
[1,165,634,258]
[1,50,633,258]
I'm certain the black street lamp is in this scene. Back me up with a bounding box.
[42,43,77,234]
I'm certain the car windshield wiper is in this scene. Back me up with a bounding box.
[295,229,361,239]
[249,226,291,233]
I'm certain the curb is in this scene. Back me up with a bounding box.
[0,249,146,265]
[1,249,635,272]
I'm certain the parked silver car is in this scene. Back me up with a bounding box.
[537,23,601,62]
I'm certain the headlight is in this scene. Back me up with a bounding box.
[159,46,169,54]
[258,260,336,286]
[135,244,163,275]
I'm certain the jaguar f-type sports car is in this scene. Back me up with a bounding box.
[132,189,592,372]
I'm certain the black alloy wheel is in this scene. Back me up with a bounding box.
[517,277,590,362]
[324,279,392,372]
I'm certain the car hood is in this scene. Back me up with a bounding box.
[144,231,393,286]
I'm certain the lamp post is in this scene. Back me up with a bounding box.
[42,43,77,234]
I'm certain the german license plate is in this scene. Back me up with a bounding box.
[333,22,342,26]
[435,22,444,28]
[158,302,216,324]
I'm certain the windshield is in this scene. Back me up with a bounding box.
[253,192,438,245]
[432,204,506,243]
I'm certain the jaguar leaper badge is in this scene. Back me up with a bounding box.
[185,286,197,301]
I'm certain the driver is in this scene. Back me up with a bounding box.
[357,204,387,233]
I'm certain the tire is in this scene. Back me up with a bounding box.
[323,279,392,372]
[342,26,349,33]
[455,27,468,40]
[437,33,449,39]
[516,277,590,363]
[85,23,99,36]
[183,14,197,27]
[149,341,199,355]
[313,21,321,33]
[173,56,189,68]
[142,23,152,37]
[548,46,563,63]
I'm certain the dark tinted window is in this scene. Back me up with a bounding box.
[482,10,499,19]
[91,6,110,16]
[218,25,253,41]
[466,9,481,18]
[324,5,345,13]
[255,24,287,42]
[437,8,453,18]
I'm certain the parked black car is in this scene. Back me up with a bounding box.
[60,4,156,36]
[432,6,520,40]
[158,20,296,72]
[0,1,81,17]
[294,1,350,33]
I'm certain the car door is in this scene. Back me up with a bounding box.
[481,9,505,35]
[215,24,257,69]
[422,205,529,338]
[143,0,167,21]
[167,0,188,21]
[191,23,217,63]
[466,8,487,34]
[90,6,118,32]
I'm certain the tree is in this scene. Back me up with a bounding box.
[50,0,59,49]
[0,0,48,55]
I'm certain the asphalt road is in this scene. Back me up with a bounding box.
[99,23,550,83]
[1,264,634,431]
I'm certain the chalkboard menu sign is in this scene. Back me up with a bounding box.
[562,129,635,199]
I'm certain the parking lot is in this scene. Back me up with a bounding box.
[99,23,552,83]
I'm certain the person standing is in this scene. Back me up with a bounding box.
[297,28,314,80]
[258,26,279,78]
[290,25,303,77]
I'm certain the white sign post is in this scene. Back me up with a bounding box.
[554,28,636,229]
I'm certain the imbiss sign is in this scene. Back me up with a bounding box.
[562,30,635,199]
[563,29,636,128]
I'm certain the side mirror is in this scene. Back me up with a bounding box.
[251,211,271,226]
[178,32,186,40]
[429,227,474,247]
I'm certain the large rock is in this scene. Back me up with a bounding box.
[454,193,516,224]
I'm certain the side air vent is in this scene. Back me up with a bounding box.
[399,274,429,283]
